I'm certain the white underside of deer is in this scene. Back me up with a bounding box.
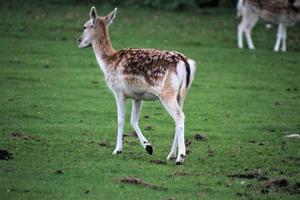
[77,7,196,164]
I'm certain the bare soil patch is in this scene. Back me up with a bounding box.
[98,140,110,148]
[120,177,167,191]
[228,170,268,180]
[11,132,40,142]
[185,139,192,146]
[0,149,13,160]
[150,160,167,165]
[54,169,64,175]
[194,133,207,141]
[261,178,289,194]
[123,131,137,138]
[144,125,154,131]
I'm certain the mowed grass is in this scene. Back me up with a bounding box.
[1,1,300,199]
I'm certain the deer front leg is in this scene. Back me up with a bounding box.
[241,12,258,50]
[112,92,126,155]
[130,99,153,155]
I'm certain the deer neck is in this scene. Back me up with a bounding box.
[92,25,115,74]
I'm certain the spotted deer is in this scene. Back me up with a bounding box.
[77,7,196,164]
[237,0,300,52]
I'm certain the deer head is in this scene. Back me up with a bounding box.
[77,7,117,48]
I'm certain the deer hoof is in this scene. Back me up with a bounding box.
[175,161,183,165]
[175,154,185,165]
[112,149,122,155]
[167,152,176,160]
[145,145,153,155]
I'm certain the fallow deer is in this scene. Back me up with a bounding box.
[76,7,196,164]
[237,0,300,52]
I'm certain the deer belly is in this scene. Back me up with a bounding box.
[125,89,158,101]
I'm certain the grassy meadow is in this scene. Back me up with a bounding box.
[0,1,300,199]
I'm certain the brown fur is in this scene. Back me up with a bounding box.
[246,0,300,24]
[92,19,116,66]
[113,48,185,85]
[161,73,177,102]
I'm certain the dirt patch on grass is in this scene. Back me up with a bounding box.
[243,177,300,195]
[123,137,139,145]
[144,125,154,131]
[185,139,192,146]
[150,160,167,165]
[54,169,64,175]
[228,170,268,180]
[0,149,13,160]
[261,178,291,194]
[248,140,264,146]
[8,76,40,82]
[194,133,207,141]
[98,140,110,148]
[11,132,40,142]
[120,177,167,191]
[123,131,137,138]
[173,171,191,176]
[186,148,191,154]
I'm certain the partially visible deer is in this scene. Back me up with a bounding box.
[77,7,196,164]
[237,0,300,52]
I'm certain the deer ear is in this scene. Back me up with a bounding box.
[105,8,117,26]
[89,6,98,21]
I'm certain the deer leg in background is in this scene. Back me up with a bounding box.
[281,24,287,52]
[274,23,284,52]
[244,14,258,49]
[130,99,153,155]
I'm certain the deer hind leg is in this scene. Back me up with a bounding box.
[112,92,126,155]
[274,23,286,52]
[238,18,245,49]
[281,25,287,52]
[130,99,153,155]
[274,23,285,52]
[160,92,186,164]
[238,9,258,49]
[166,95,186,160]
[167,130,178,160]
[166,86,187,160]
[245,14,258,50]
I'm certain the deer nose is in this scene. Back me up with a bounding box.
[77,37,82,43]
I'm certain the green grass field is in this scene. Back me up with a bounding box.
[1,1,300,199]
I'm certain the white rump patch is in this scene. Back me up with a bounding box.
[176,61,186,86]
